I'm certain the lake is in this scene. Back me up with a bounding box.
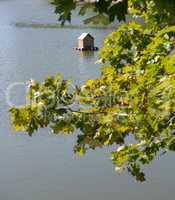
[0,0,174,199]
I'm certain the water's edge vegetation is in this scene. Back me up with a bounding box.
[15,22,116,30]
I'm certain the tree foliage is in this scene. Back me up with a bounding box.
[51,0,175,26]
[10,0,175,181]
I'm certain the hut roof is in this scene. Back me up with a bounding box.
[78,33,94,40]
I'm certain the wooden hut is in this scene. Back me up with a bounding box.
[76,33,98,51]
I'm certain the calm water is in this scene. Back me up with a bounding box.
[0,0,174,199]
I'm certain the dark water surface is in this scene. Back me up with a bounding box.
[0,0,174,199]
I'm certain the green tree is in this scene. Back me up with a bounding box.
[10,0,175,182]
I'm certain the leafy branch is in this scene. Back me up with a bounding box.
[9,0,175,182]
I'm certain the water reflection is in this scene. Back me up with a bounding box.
[78,50,95,58]
[75,50,99,81]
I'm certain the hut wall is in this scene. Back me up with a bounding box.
[78,39,84,49]
[83,37,94,48]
